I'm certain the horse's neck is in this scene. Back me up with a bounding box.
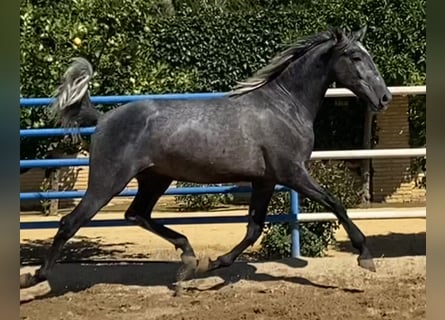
[265,46,334,122]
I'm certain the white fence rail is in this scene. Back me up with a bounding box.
[311,148,426,160]
[306,85,426,220]
[303,146,426,219]
[299,209,426,221]
[325,85,426,97]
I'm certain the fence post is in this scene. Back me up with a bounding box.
[361,105,373,205]
[290,190,300,257]
[49,169,60,215]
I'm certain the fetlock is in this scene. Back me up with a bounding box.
[217,255,234,267]
[124,209,138,221]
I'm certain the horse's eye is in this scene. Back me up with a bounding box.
[351,56,362,62]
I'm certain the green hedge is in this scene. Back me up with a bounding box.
[21,0,425,159]
[174,181,234,211]
[260,160,363,258]
[21,0,426,94]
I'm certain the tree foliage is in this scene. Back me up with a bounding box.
[21,0,426,159]
[20,0,426,255]
[408,95,426,187]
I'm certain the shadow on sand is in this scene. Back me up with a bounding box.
[21,257,365,303]
[22,232,424,302]
[334,232,426,258]
[21,236,366,302]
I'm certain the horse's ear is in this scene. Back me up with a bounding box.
[353,26,367,42]
[331,27,345,43]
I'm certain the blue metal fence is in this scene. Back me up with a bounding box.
[20,93,301,257]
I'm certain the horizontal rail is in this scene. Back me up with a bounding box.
[20,86,426,107]
[20,185,289,200]
[20,158,89,168]
[311,148,426,159]
[19,148,426,169]
[20,92,227,107]
[298,209,426,221]
[19,214,293,230]
[20,127,96,137]
[324,85,426,97]
[19,209,425,230]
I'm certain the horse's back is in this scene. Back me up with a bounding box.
[90,98,272,182]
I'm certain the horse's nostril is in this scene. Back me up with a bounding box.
[381,93,391,105]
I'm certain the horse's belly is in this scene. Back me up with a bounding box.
[144,119,267,182]
[151,150,265,183]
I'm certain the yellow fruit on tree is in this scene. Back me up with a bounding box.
[73,37,82,46]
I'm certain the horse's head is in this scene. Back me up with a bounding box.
[332,27,392,112]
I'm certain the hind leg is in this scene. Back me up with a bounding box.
[20,167,135,289]
[124,172,197,288]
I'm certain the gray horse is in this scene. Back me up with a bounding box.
[20,27,391,293]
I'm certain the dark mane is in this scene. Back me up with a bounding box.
[230,28,351,96]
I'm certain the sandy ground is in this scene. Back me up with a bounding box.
[20,205,426,319]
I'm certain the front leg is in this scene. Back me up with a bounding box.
[198,180,275,272]
[280,164,375,272]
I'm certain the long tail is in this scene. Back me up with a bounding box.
[50,57,101,129]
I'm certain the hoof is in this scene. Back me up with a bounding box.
[173,282,183,297]
[358,257,376,272]
[177,256,198,282]
[181,255,198,268]
[196,257,211,273]
[20,272,35,289]
[175,256,198,298]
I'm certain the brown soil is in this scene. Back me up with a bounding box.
[20,204,426,320]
